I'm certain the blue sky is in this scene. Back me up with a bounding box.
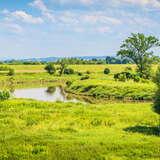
[0,0,160,59]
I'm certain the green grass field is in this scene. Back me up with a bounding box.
[0,99,159,160]
[0,64,158,100]
[0,64,159,159]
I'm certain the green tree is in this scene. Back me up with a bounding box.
[8,68,15,76]
[117,33,160,79]
[58,60,68,76]
[153,66,160,115]
[44,63,56,75]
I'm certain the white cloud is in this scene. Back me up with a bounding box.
[11,11,43,24]
[96,26,110,33]
[51,0,160,8]
[1,22,23,34]
[120,0,160,8]
[2,9,43,24]
[29,0,55,21]
[57,0,93,5]
[83,12,122,25]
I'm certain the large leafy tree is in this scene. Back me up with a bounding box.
[117,33,160,79]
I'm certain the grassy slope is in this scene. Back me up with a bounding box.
[0,99,159,160]
[0,64,157,100]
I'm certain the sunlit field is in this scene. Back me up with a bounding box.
[0,64,157,101]
[0,64,159,160]
[0,99,159,160]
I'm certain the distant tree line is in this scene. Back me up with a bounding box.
[0,56,146,65]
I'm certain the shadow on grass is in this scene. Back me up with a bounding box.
[124,126,160,136]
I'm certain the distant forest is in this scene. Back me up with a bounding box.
[1,56,159,65]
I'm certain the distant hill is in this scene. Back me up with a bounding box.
[1,56,107,62]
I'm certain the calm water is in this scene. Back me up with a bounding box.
[12,86,80,102]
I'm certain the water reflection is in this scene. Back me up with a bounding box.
[12,86,80,102]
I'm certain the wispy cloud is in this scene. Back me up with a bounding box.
[2,9,43,24]
[119,0,160,8]
[0,21,23,34]
[29,0,55,22]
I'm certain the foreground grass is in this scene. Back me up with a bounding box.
[0,99,159,160]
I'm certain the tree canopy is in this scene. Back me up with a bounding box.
[117,33,160,79]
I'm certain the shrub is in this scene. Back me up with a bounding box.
[153,66,160,115]
[114,72,140,82]
[8,69,15,76]
[46,86,56,94]
[125,66,132,71]
[0,66,9,71]
[80,75,89,80]
[86,70,91,74]
[44,63,56,75]
[0,90,10,101]
[66,81,72,87]
[77,72,83,76]
[104,68,110,75]
[117,74,127,82]
[132,74,141,82]
[114,72,127,82]
[64,68,74,75]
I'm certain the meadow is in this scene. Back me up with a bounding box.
[0,99,159,160]
[0,64,157,101]
[0,64,159,160]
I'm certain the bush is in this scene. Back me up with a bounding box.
[46,86,56,94]
[80,75,89,80]
[104,68,110,75]
[8,69,15,76]
[153,66,160,115]
[66,81,72,87]
[132,74,141,82]
[0,91,10,101]
[64,68,74,75]
[114,72,140,82]
[77,72,83,76]
[114,73,127,82]
[125,66,132,71]
[44,63,56,75]
[117,74,127,82]
[86,70,91,74]
[0,66,9,71]
[153,88,160,114]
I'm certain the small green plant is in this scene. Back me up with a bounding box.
[44,63,56,75]
[64,68,74,75]
[77,72,83,76]
[132,74,141,82]
[86,70,91,74]
[125,67,132,72]
[66,81,72,87]
[104,68,110,75]
[8,69,15,76]
[80,75,89,80]
[0,90,10,101]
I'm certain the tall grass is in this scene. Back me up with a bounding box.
[0,99,159,160]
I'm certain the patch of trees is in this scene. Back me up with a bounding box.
[105,56,131,64]
[114,72,140,82]
[45,60,74,76]
[0,66,15,76]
